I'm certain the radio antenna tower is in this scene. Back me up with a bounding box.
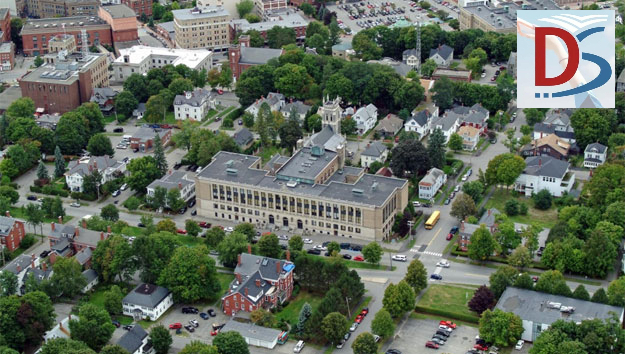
[415,21,422,72]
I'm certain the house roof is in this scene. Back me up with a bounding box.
[221,320,282,343]
[429,44,453,60]
[431,114,457,132]
[132,127,171,143]
[332,41,353,51]
[478,208,500,228]
[90,88,118,105]
[458,125,479,138]
[174,88,213,107]
[74,247,93,265]
[280,101,312,117]
[147,171,194,192]
[117,325,149,354]
[123,283,171,308]
[375,114,403,134]
[521,134,570,157]
[306,125,346,152]
[133,103,146,116]
[233,128,254,147]
[523,156,570,179]
[230,254,295,303]
[403,48,418,57]
[544,110,571,126]
[44,316,76,341]
[82,269,98,283]
[22,267,53,286]
[353,104,377,122]
[496,287,624,326]
[66,156,122,178]
[52,237,72,257]
[247,92,285,112]
[376,166,393,177]
[585,142,607,154]
[100,4,136,18]
[0,216,16,237]
[367,58,412,77]
[50,224,75,240]
[362,141,387,158]
[451,103,488,124]
[240,46,283,65]
[533,123,576,140]
[460,222,480,236]
[407,110,431,127]
[419,168,445,186]
[2,255,34,275]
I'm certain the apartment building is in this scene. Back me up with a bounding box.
[0,8,10,42]
[255,0,287,19]
[120,0,151,17]
[459,0,559,33]
[228,9,307,44]
[23,0,99,18]
[173,6,230,51]
[0,42,14,71]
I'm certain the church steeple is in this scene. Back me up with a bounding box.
[319,95,342,134]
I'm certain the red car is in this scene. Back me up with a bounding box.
[353,255,364,262]
[532,276,539,282]
[199,222,211,228]
[160,124,173,129]
[177,229,187,234]
[217,89,224,95]
[446,233,453,241]
[355,315,364,323]
[439,320,456,329]
[491,77,496,81]
[474,344,489,351]
[169,323,182,329]
[500,66,506,71]
[360,308,369,316]
[211,329,219,336]
[425,341,439,349]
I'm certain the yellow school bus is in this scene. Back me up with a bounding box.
[425,211,441,230]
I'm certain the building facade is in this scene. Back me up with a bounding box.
[23,0,99,18]
[146,171,196,207]
[123,283,173,321]
[173,88,215,121]
[514,156,575,197]
[583,143,607,169]
[418,168,446,200]
[113,45,212,81]
[360,142,387,169]
[65,156,126,192]
[0,8,10,42]
[405,110,432,139]
[120,0,151,17]
[351,104,377,134]
[255,0,287,18]
[98,4,139,43]
[229,9,307,44]
[173,6,230,51]
[458,125,479,150]
[0,42,14,71]
[228,35,283,80]
[130,127,172,151]
[0,216,25,252]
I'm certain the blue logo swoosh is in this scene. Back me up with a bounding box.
[552,52,612,98]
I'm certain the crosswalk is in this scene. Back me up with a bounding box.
[409,248,443,258]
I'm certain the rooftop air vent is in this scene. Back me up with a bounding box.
[286,181,298,188]
[352,188,364,195]
[226,168,238,175]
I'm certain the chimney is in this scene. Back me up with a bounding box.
[58,216,63,224]
[68,314,71,321]
[245,287,249,296]
[5,210,9,217]
[82,219,87,228]
[94,161,97,169]
[247,244,251,254]
[255,278,261,287]
[100,232,104,240]
[49,252,57,264]
[107,225,111,233]
[169,169,172,175]
[59,321,63,331]
[276,260,281,274]
[237,254,241,266]
[88,165,93,172]
[16,265,21,272]
[460,220,465,231]
[75,227,79,237]
[286,250,290,262]
[236,272,241,283]
[31,258,35,269]
[51,222,55,232]
[178,182,182,190]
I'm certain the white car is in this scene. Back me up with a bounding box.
[438,325,452,332]
[303,238,313,244]
[70,202,81,208]
[278,234,289,240]
[224,227,234,233]
[349,322,358,332]
[412,201,421,207]
[461,175,468,182]
[120,183,128,191]
[437,260,450,268]
[313,245,327,251]
[189,319,199,327]
[515,340,524,350]
[112,190,121,197]
[373,334,380,343]
[454,185,460,192]
[481,72,486,78]
[392,255,407,262]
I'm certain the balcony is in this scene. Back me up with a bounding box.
[560,172,575,189]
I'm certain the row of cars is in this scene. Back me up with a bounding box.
[170,306,222,335]
[337,308,379,349]
[425,321,456,349]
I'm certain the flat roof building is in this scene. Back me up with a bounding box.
[229,9,307,43]
[459,0,559,33]
[22,0,99,19]
[173,6,230,51]
[98,4,139,43]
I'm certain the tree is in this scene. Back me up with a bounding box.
[219,67,233,90]
[462,180,484,203]
[513,273,534,290]
[126,156,162,192]
[371,309,395,338]
[48,257,87,299]
[390,138,431,178]
[236,0,254,17]
[523,108,544,126]
[351,332,377,354]
[322,312,349,344]
[39,338,96,354]
[279,115,303,151]
[488,265,518,298]
[427,128,446,169]
[258,233,281,258]
[24,203,44,235]
[166,188,185,212]
[92,234,135,283]
[570,285,590,301]
[213,331,250,354]
[485,153,526,188]
[504,199,520,216]
[533,189,553,210]
[158,245,220,303]
[535,270,565,294]
[115,91,138,119]
[103,285,124,315]
[553,280,572,297]
[300,3,315,16]
[294,302,312,336]
[608,276,625,307]
[100,345,130,354]
[6,97,35,120]
[217,232,249,268]
[101,204,119,222]
[133,231,181,283]
[431,76,455,110]
[570,109,615,148]
[150,325,172,354]
[468,285,495,315]
[591,287,609,304]
[250,309,275,327]
[273,63,312,99]
[0,271,17,296]
[289,235,304,252]
[87,134,114,157]
[468,225,497,261]
[267,26,297,49]
[149,186,168,211]
[180,341,219,354]
[205,227,226,248]
[382,281,415,318]
[479,309,523,347]
[144,93,168,123]
[421,59,438,77]
[404,259,427,293]
[327,241,340,256]
[362,242,383,265]
[185,219,201,237]
[36,160,49,182]
[70,304,115,351]
[54,146,65,178]
[450,193,477,220]
[508,245,531,269]
[583,228,617,278]
[153,134,168,176]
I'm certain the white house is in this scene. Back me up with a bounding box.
[174,89,215,121]
[43,315,77,343]
[245,92,285,117]
[514,156,575,197]
[279,101,312,122]
[457,125,479,151]
[495,287,624,342]
[360,141,388,168]
[583,143,607,169]
[428,44,454,67]
[82,269,99,293]
[1,254,38,294]
[352,104,378,134]
[405,110,432,139]
[113,46,212,81]
[65,156,127,193]
[429,114,459,143]
[123,283,173,321]
[146,171,196,207]
[402,48,420,70]
[618,69,625,92]
[419,168,446,200]
[117,325,155,354]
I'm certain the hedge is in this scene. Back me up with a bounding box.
[414,306,480,324]
[30,185,69,197]
[224,107,243,121]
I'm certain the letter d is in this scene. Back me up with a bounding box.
[535,27,580,86]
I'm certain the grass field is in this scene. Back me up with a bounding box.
[417,284,478,321]
[275,291,324,325]
[484,189,558,229]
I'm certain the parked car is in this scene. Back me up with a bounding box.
[123,325,134,330]
[515,340,524,350]
[392,255,407,262]
[113,127,124,133]
[169,323,182,329]
[112,320,121,328]
[70,202,81,207]
[435,330,450,338]
[355,314,364,323]
[351,244,363,251]
[208,309,216,317]
[224,227,234,233]
[303,238,313,244]
[27,195,37,201]
[432,334,447,342]
[430,274,443,280]
[199,222,211,228]
[349,322,358,332]
[307,249,321,255]
[294,340,305,353]
[278,235,289,240]
[444,199,450,205]
[189,319,199,328]
[353,255,364,262]
[425,341,439,349]
[474,344,489,351]
[340,242,351,249]
[173,163,182,170]
[360,308,369,316]
[40,250,51,258]
[184,325,195,332]
[439,320,456,329]
[177,229,187,234]
[112,190,120,197]
[342,254,352,260]
[200,312,209,320]
[450,226,459,234]
[182,307,199,314]
[430,338,445,346]
[385,350,402,354]
[336,339,346,349]
[120,183,128,191]
[438,325,453,332]
[446,233,454,241]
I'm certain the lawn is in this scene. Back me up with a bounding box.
[484,189,558,229]
[258,146,283,164]
[275,291,324,326]
[416,284,479,322]
[9,206,73,224]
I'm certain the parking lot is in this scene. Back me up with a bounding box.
[386,318,479,354]
[474,62,508,85]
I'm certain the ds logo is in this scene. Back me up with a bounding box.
[517,11,615,108]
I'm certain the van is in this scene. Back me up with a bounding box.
[122,134,132,141]
[294,340,305,353]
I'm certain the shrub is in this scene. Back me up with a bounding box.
[30,186,42,193]
[123,196,142,210]
[518,203,528,215]
[504,199,519,216]
[467,215,478,224]
[42,185,54,195]
[20,234,36,249]
[222,117,233,128]
[532,189,552,210]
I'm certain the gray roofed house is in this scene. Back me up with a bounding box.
[174,88,213,107]
[174,88,215,121]
[146,171,195,204]
[523,156,570,178]
[430,113,460,142]
[117,324,153,354]
[479,208,500,229]
[43,315,76,343]
[51,237,73,257]
[233,127,254,149]
[36,113,61,130]
[450,103,489,130]
[496,287,624,342]
[220,320,283,349]
[418,167,446,200]
[305,125,346,152]
[89,87,118,113]
[374,114,404,138]
[544,110,572,128]
[332,41,354,60]
[367,57,413,77]
[20,267,52,294]
[618,69,625,92]
[352,103,378,133]
[279,101,312,121]
[362,141,387,158]
[82,269,99,292]
[74,247,92,265]
[405,110,432,139]
[133,103,146,119]
[65,156,127,193]
[429,44,454,67]
[584,142,608,168]
[123,283,173,321]
[515,156,575,197]
[533,123,576,143]
[3,254,36,275]
[245,92,285,117]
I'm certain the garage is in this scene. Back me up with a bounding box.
[221,319,282,349]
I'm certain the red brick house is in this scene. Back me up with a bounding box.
[228,35,284,80]
[222,250,295,316]
[0,214,26,252]
[130,127,172,152]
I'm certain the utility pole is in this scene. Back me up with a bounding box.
[345,297,351,319]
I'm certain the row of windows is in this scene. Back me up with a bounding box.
[27,83,70,93]
[542,176,557,183]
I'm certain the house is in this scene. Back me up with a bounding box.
[36,113,61,130]
[405,110,432,139]
[74,247,93,268]
[521,134,571,160]
[457,208,500,251]
[332,41,355,61]
[514,156,575,197]
[451,103,489,134]
[229,35,284,80]
[20,266,52,295]
[360,142,388,169]
[1,254,38,294]
[65,156,127,193]
[508,52,517,79]
[220,320,283,349]
[146,171,196,207]
[428,44,454,67]
[43,315,77,343]
[233,128,254,150]
[245,92,285,117]
[583,143,607,168]
[82,269,99,293]
[123,283,173,321]
[457,125,479,150]
[48,221,111,257]
[279,100,312,121]
[544,109,574,132]
[133,103,146,119]
[117,325,154,354]
[402,48,420,70]
[376,166,393,177]
[130,127,172,152]
[618,69,625,92]
[533,123,576,144]
[222,252,295,316]
[89,88,118,115]
[351,104,378,134]
[0,216,26,252]
[374,114,404,138]
[367,57,412,77]
[495,287,624,342]
[429,114,460,143]
[431,68,472,82]
[419,168,446,200]
[173,89,215,121]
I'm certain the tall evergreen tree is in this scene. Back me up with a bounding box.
[294,302,312,336]
[54,146,65,178]
[153,133,167,177]
[427,128,446,169]
[36,160,49,181]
